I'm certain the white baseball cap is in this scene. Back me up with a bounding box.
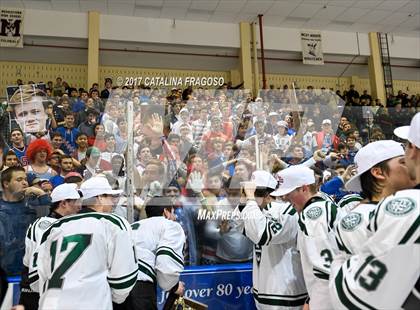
[345,140,404,192]
[271,166,315,196]
[179,108,189,115]
[250,170,278,189]
[80,176,123,200]
[322,119,332,125]
[277,120,288,128]
[394,112,420,148]
[51,183,81,203]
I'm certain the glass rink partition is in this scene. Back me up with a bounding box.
[1,85,417,308]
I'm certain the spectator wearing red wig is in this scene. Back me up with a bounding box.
[24,139,57,179]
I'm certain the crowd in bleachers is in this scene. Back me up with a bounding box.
[0,76,419,274]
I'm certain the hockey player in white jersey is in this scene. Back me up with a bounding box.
[238,170,307,309]
[20,183,82,310]
[29,176,138,310]
[124,195,185,310]
[329,112,420,309]
[273,165,340,310]
[336,140,414,255]
[330,188,419,309]
[395,112,420,309]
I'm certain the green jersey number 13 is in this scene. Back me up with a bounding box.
[355,256,388,291]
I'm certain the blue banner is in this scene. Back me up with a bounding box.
[158,263,255,309]
[8,264,256,309]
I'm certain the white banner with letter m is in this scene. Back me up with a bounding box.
[0,8,24,48]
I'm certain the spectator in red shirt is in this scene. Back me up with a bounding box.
[88,123,107,151]
[314,119,340,152]
[201,116,229,154]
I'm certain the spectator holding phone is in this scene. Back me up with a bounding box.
[76,146,111,180]
[320,164,357,202]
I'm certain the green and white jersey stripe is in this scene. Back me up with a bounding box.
[252,288,308,307]
[41,212,128,244]
[338,194,363,213]
[137,259,156,283]
[156,246,184,267]
[107,268,139,289]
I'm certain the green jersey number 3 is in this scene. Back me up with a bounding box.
[48,234,93,289]
[320,249,333,268]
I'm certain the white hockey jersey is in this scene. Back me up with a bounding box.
[131,216,185,291]
[334,203,376,255]
[24,216,57,269]
[29,211,138,310]
[330,189,420,310]
[237,200,307,309]
[297,195,341,310]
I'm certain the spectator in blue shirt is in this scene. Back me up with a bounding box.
[55,111,79,155]
[0,167,51,276]
[72,89,88,113]
[337,143,355,167]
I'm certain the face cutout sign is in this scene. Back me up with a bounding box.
[7,83,48,133]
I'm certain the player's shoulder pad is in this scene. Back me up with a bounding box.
[27,217,52,241]
[303,199,330,221]
[378,189,418,217]
[35,217,56,230]
[299,199,336,236]
[339,211,363,232]
[370,189,419,233]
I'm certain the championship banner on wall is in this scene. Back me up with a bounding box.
[0,8,24,48]
[300,30,324,65]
